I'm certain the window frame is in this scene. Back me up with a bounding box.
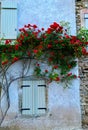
[80,9,88,28]
[18,78,48,117]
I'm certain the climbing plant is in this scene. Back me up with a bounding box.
[0,22,88,83]
[0,22,88,126]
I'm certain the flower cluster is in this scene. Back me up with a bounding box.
[0,22,88,83]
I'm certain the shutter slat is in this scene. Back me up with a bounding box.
[21,85,30,88]
[38,85,46,87]
[21,108,30,111]
[38,108,47,110]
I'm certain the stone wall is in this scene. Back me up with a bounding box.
[79,57,88,128]
[76,0,83,31]
[75,0,88,31]
[76,0,88,128]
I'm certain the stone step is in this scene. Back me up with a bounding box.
[0,127,10,130]
[85,109,88,114]
[0,127,84,130]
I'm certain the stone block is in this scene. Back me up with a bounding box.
[82,116,88,125]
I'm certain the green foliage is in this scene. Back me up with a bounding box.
[77,27,88,42]
[0,22,87,84]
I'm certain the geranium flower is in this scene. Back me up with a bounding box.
[33,49,38,54]
[67,72,72,77]
[45,69,48,73]
[5,40,11,45]
[2,60,8,65]
[55,77,60,81]
[15,44,19,50]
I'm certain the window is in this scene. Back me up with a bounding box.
[84,13,88,28]
[80,9,88,29]
[0,1,17,39]
[21,80,47,116]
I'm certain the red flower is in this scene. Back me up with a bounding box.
[36,63,40,66]
[55,40,58,44]
[2,60,8,65]
[15,44,19,50]
[55,77,60,81]
[19,28,26,33]
[12,57,19,63]
[53,65,58,69]
[46,28,53,34]
[41,28,44,31]
[38,45,43,49]
[67,72,72,76]
[43,35,47,39]
[25,33,29,37]
[74,75,77,78]
[33,49,38,54]
[71,36,77,41]
[68,64,72,69]
[50,22,60,30]
[45,69,48,73]
[32,24,37,29]
[82,47,87,55]
[85,42,88,45]
[27,52,31,56]
[5,40,11,45]
[32,32,38,38]
[65,34,70,39]
[20,34,24,40]
[38,29,41,33]
[47,44,52,48]
[27,24,31,28]
[48,57,53,62]
[78,76,80,78]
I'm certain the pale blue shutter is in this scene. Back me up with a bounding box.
[22,81,33,115]
[1,1,17,39]
[36,80,46,115]
[22,80,46,116]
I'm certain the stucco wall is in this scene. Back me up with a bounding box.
[0,0,82,129]
[1,60,81,129]
[1,0,76,35]
[17,0,76,35]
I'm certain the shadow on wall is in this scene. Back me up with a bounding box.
[0,84,2,97]
[0,126,19,130]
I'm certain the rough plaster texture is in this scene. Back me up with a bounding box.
[0,0,82,129]
[1,60,81,129]
[3,0,76,35]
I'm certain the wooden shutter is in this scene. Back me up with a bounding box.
[22,81,33,115]
[36,80,46,115]
[1,1,17,39]
[21,80,46,116]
